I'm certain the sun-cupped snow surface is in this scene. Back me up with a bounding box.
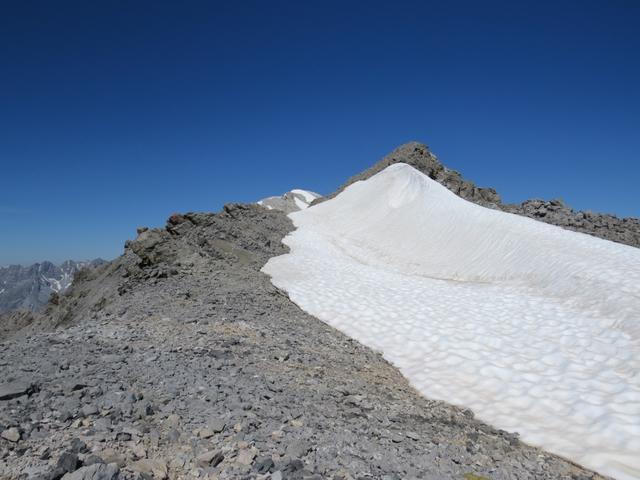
[262,163,640,480]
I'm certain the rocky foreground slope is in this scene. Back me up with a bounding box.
[3,142,635,480]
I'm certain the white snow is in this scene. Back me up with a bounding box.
[262,163,640,480]
[291,189,321,204]
[257,189,321,212]
[42,275,63,292]
[293,196,308,210]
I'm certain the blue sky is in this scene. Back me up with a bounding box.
[1,0,638,265]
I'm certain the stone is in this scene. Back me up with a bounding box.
[100,448,126,468]
[131,443,147,459]
[115,432,131,442]
[254,456,275,474]
[209,419,226,433]
[285,441,311,458]
[164,414,180,428]
[196,450,224,468]
[69,438,88,453]
[197,427,215,439]
[58,409,74,422]
[166,428,180,443]
[236,448,257,465]
[82,454,105,466]
[129,458,168,479]
[406,431,420,440]
[56,451,80,475]
[1,427,20,442]
[81,404,99,417]
[0,381,32,400]
[61,463,119,480]
[65,382,88,393]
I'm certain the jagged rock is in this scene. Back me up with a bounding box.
[54,451,80,477]
[127,229,173,267]
[61,463,119,480]
[0,380,33,400]
[1,427,20,442]
[196,450,224,468]
[129,458,168,479]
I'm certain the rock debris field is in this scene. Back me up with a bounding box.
[0,204,609,480]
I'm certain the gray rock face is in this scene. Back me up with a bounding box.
[0,259,106,314]
[61,463,119,480]
[0,381,34,400]
[315,142,640,248]
[0,204,608,480]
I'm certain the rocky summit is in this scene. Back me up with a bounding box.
[317,142,640,248]
[2,142,636,480]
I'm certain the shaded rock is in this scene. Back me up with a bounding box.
[209,419,226,433]
[254,456,275,474]
[0,381,33,400]
[56,451,80,475]
[196,450,224,468]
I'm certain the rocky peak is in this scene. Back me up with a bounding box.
[315,142,501,207]
[315,141,640,248]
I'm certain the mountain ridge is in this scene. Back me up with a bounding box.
[1,142,634,480]
[315,142,640,248]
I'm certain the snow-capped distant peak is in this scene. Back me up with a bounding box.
[257,189,321,214]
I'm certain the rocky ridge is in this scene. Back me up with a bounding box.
[0,203,608,480]
[316,142,640,248]
[2,142,633,480]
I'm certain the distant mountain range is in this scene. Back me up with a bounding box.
[0,259,106,314]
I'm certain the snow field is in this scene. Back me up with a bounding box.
[263,163,640,480]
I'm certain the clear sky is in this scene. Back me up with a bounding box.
[1,1,638,265]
